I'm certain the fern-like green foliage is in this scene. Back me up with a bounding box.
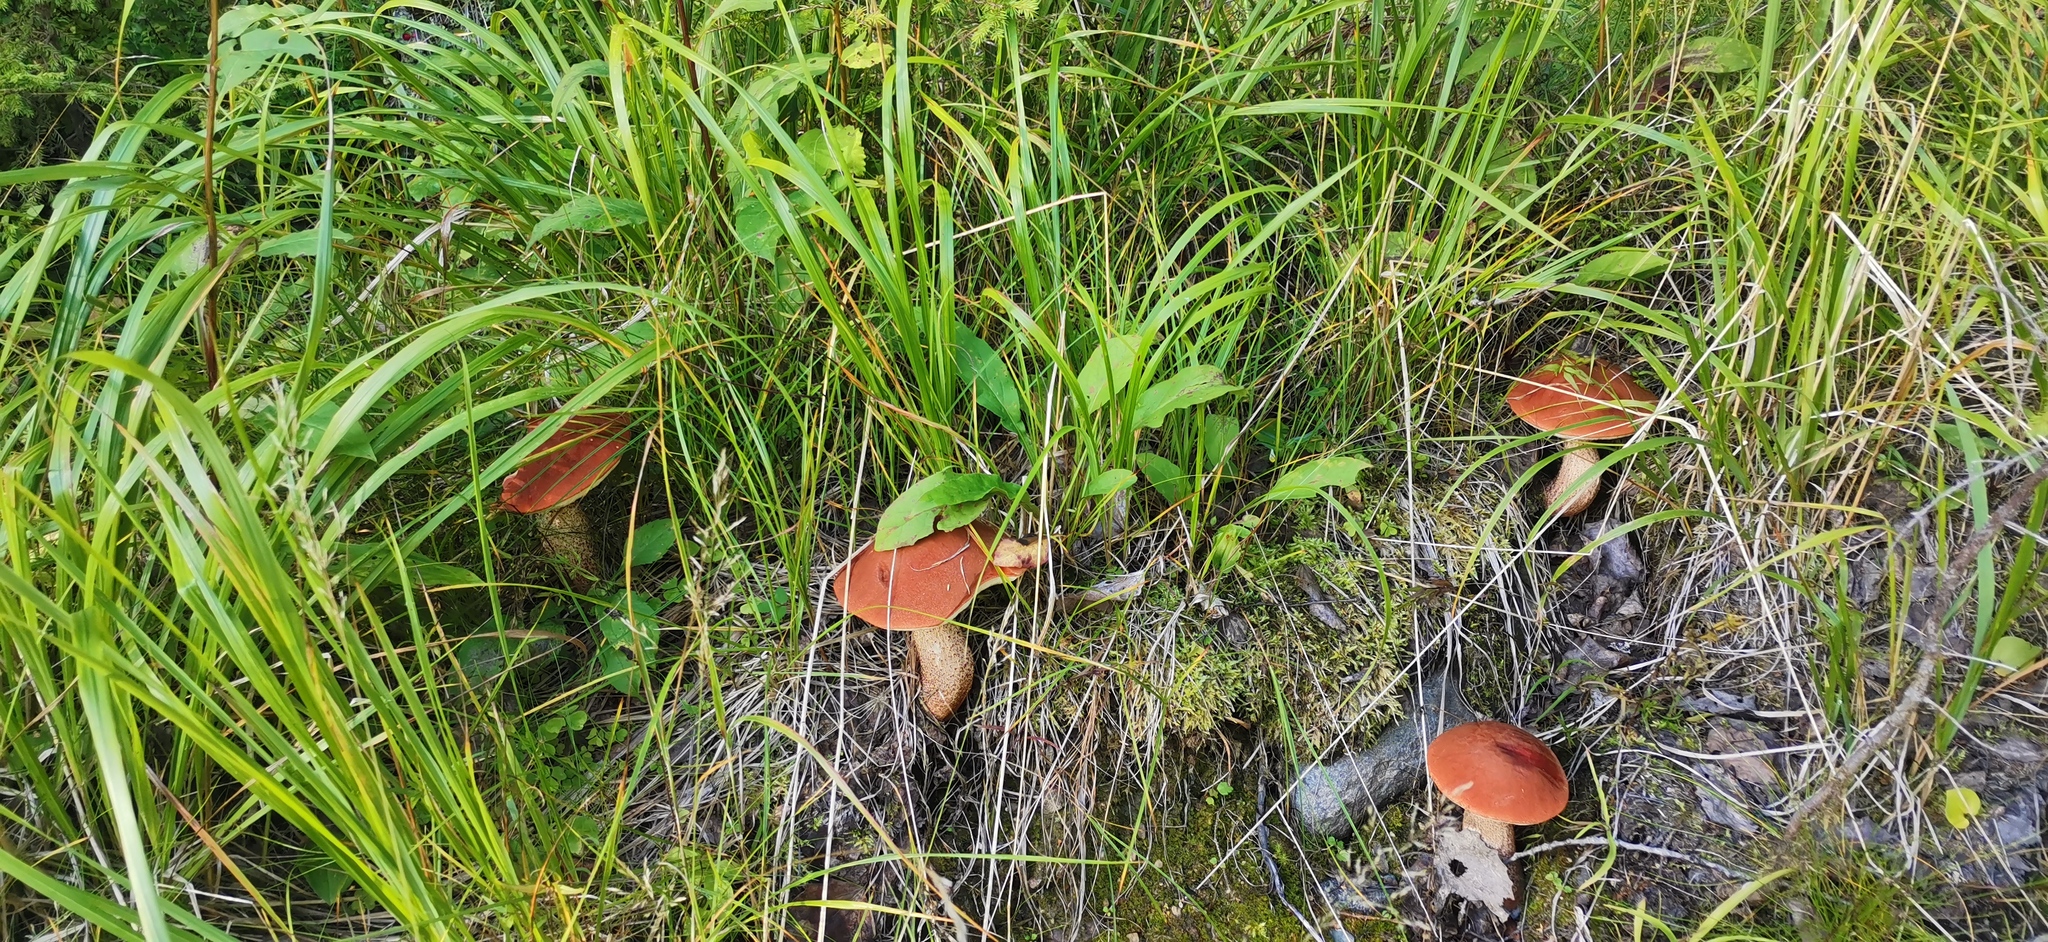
[0,0,205,160]
[932,0,1039,45]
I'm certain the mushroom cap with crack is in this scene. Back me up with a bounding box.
[832,521,1032,630]
[1507,356,1654,441]
[1426,720,1570,825]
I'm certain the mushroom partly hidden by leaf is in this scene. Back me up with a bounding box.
[501,410,635,582]
[832,521,1046,720]
[1507,355,1655,517]
[1426,720,1569,857]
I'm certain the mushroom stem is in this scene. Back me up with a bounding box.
[1464,813,1517,857]
[906,624,973,720]
[1542,445,1603,517]
[536,500,598,584]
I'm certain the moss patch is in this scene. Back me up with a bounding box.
[1088,761,1413,941]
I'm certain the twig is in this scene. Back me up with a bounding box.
[199,0,222,387]
[903,191,1107,256]
[1513,836,1748,880]
[1293,565,1349,633]
[343,204,475,319]
[1256,777,1321,937]
[1785,464,2048,840]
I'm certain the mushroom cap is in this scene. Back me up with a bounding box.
[832,522,1037,631]
[1426,720,1569,826]
[1507,356,1654,441]
[501,411,634,513]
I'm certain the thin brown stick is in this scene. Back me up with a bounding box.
[672,0,706,156]
[199,0,223,387]
[1784,464,2048,840]
[1514,835,1749,879]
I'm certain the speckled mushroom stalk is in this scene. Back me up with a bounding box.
[1541,448,1605,518]
[501,411,635,585]
[1507,356,1656,518]
[833,522,1046,720]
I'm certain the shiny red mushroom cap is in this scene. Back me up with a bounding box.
[1426,720,1570,826]
[831,521,1042,631]
[1507,356,1655,442]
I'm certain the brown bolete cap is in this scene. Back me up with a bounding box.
[501,411,634,513]
[832,521,1039,630]
[1507,356,1654,441]
[1426,720,1569,826]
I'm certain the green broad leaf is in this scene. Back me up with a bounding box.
[1082,468,1136,498]
[565,814,602,853]
[795,124,866,178]
[1135,452,1190,504]
[598,646,637,693]
[299,401,375,459]
[169,231,214,276]
[1943,786,1982,829]
[1134,365,1242,429]
[627,520,682,566]
[404,171,448,201]
[217,26,319,92]
[1201,413,1242,471]
[452,632,563,685]
[1677,36,1759,74]
[616,320,657,348]
[217,49,269,93]
[1383,230,1434,261]
[1259,456,1373,503]
[612,587,662,619]
[732,195,782,260]
[219,5,276,38]
[237,26,319,59]
[1077,334,1141,413]
[933,498,991,533]
[453,637,510,684]
[1575,248,1671,284]
[1457,30,1566,81]
[532,195,648,240]
[873,471,1017,550]
[597,616,633,646]
[217,50,270,96]
[1486,148,1540,195]
[707,0,776,20]
[1988,635,2043,675]
[725,54,833,134]
[951,321,1025,433]
[918,471,1020,509]
[841,40,890,69]
[300,858,353,905]
[257,228,352,259]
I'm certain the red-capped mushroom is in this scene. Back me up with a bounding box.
[832,521,1045,720]
[1507,356,1655,517]
[501,410,634,584]
[1426,720,1569,856]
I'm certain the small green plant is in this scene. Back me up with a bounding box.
[594,588,665,694]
